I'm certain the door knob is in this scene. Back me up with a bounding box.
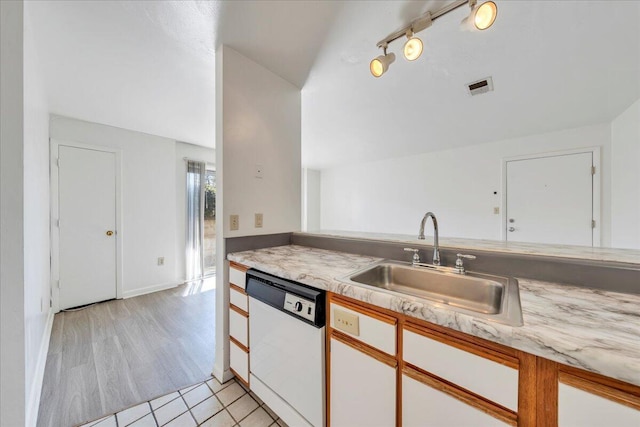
[106,230,114,236]
[508,227,515,232]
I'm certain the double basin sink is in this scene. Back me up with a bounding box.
[339,260,523,327]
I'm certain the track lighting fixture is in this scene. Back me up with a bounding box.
[461,0,498,31]
[371,0,498,77]
[403,32,423,61]
[370,48,396,78]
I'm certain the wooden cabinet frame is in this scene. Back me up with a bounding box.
[229,262,250,388]
[326,292,640,427]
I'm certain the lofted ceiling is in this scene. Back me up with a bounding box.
[26,0,344,148]
[302,0,640,168]
[26,1,639,163]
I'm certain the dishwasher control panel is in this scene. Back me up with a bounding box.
[284,293,316,323]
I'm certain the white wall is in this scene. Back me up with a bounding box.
[50,115,182,297]
[23,4,53,425]
[1,2,26,425]
[303,168,321,231]
[221,47,301,238]
[611,99,640,249]
[320,123,612,244]
[214,45,302,383]
[175,141,215,281]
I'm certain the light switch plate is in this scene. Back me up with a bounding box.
[334,309,359,336]
[230,214,239,231]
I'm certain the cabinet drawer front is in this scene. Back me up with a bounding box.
[330,338,396,427]
[230,286,248,312]
[230,340,249,385]
[559,383,640,427]
[403,329,518,411]
[402,374,510,427]
[330,302,396,356]
[229,309,248,347]
[229,267,247,289]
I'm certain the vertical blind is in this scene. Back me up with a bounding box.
[186,160,206,282]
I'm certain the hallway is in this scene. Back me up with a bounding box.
[37,279,216,427]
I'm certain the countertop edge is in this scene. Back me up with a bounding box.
[228,246,640,388]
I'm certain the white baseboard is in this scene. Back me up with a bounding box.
[26,309,54,427]
[212,364,234,384]
[122,281,183,299]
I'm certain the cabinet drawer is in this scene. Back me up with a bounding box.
[230,339,249,385]
[559,382,640,426]
[402,374,510,427]
[330,301,396,356]
[229,266,247,289]
[229,308,248,347]
[403,328,518,411]
[230,285,248,312]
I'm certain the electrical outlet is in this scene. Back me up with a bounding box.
[157,257,165,266]
[333,309,360,336]
[255,213,263,228]
[493,207,500,214]
[230,214,239,231]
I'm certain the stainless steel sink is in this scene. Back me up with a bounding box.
[340,261,523,326]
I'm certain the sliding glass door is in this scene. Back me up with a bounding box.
[186,161,216,281]
[203,169,216,275]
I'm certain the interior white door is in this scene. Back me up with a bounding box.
[506,152,593,246]
[58,145,117,309]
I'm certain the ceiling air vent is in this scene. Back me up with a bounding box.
[467,77,494,96]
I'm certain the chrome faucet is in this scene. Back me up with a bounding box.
[418,212,440,266]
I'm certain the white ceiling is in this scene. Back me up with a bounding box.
[302,0,640,169]
[26,1,640,161]
[26,0,343,148]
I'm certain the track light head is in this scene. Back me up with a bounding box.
[370,52,396,77]
[462,1,497,31]
[403,33,423,61]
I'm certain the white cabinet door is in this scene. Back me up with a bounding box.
[330,337,396,427]
[402,374,510,427]
[559,383,640,427]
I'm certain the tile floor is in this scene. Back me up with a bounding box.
[78,377,288,427]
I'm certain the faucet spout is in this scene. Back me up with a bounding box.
[418,212,440,266]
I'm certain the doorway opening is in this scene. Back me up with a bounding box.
[186,161,216,283]
[204,169,216,276]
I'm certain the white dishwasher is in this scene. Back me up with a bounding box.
[246,269,326,427]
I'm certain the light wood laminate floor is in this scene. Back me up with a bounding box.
[37,279,216,427]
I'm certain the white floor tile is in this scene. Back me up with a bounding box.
[153,396,188,426]
[240,408,274,427]
[93,415,117,427]
[199,409,235,427]
[216,382,246,406]
[128,413,157,427]
[179,382,201,395]
[164,411,196,427]
[116,402,151,426]
[182,383,214,408]
[206,378,231,394]
[150,391,181,411]
[227,394,259,422]
[190,395,224,424]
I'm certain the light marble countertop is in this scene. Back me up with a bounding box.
[228,244,640,387]
[298,230,640,265]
